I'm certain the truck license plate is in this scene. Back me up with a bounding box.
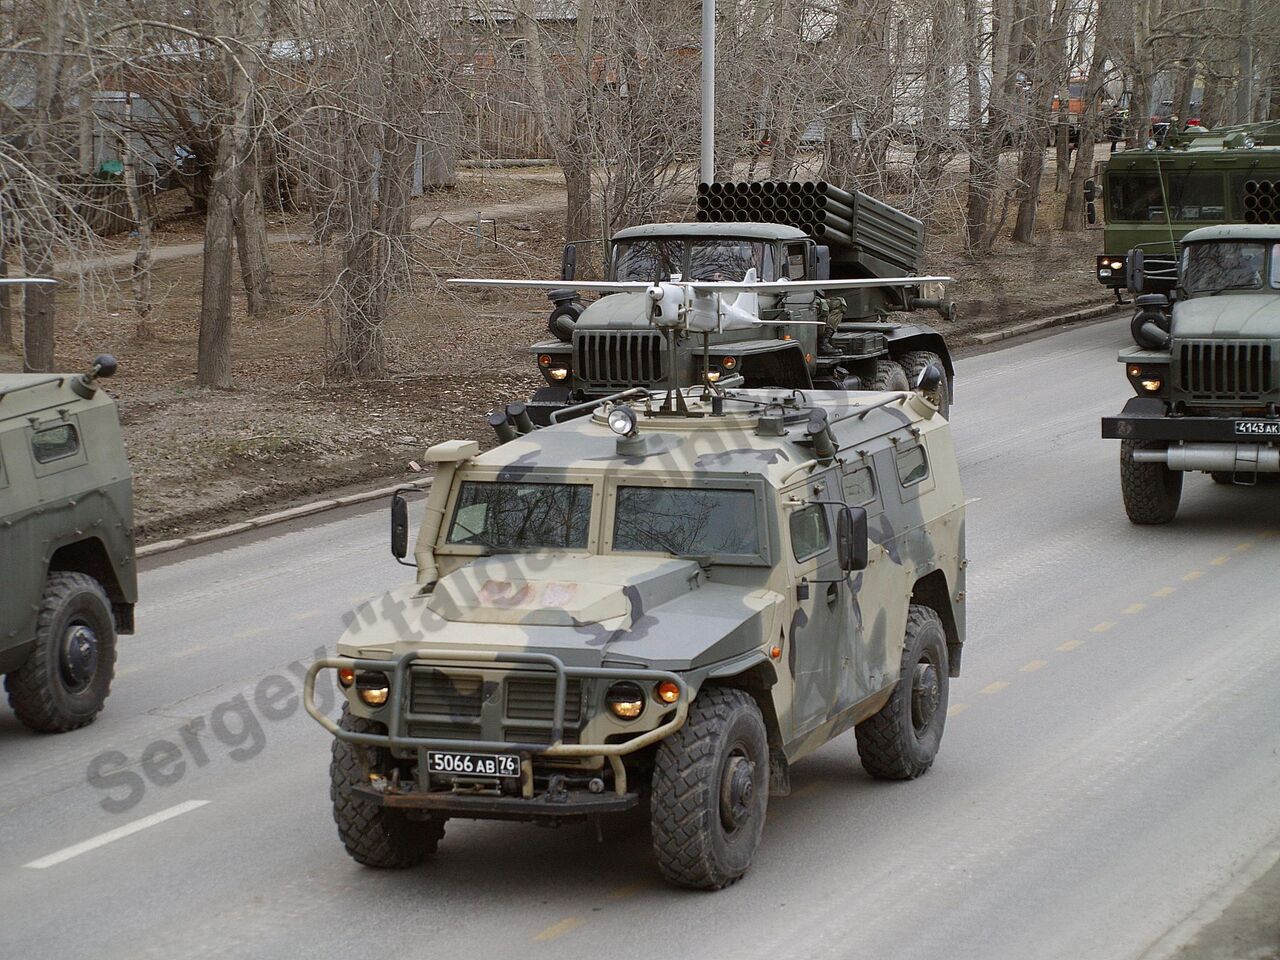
[427,751,521,778]
[1234,420,1280,436]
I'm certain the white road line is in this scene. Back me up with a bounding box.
[23,800,210,870]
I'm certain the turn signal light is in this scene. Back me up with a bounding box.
[655,681,681,704]
[538,354,553,366]
[338,667,355,688]
[722,356,738,370]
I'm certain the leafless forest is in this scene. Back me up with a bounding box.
[3,0,1279,381]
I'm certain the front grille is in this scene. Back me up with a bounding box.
[504,727,582,745]
[505,676,583,724]
[575,332,664,387]
[410,670,484,718]
[1175,340,1275,401]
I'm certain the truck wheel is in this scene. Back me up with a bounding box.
[898,350,951,417]
[868,359,910,392]
[855,605,949,780]
[5,572,117,733]
[1120,440,1182,524]
[330,706,444,868]
[650,687,769,890]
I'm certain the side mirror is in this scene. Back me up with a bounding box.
[561,243,577,282]
[1126,248,1145,293]
[1083,178,1096,202]
[837,505,869,573]
[391,493,410,561]
[811,244,831,282]
[92,354,118,379]
[914,363,943,393]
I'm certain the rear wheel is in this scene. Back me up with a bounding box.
[856,605,949,780]
[330,706,444,868]
[898,350,951,417]
[5,572,117,733]
[650,687,769,889]
[1120,440,1182,524]
[868,359,910,392]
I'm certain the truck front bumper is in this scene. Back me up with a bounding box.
[1103,398,1280,472]
[304,649,691,810]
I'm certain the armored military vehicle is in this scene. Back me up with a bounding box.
[1102,224,1280,522]
[0,354,135,731]
[485,181,957,424]
[304,368,966,889]
[1093,120,1280,299]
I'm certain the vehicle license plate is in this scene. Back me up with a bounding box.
[1234,420,1280,436]
[427,751,521,778]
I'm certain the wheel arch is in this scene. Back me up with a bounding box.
[705,658,790,796]
[888,331,954,383]
[48,538,134,633]
[909,569,963,677]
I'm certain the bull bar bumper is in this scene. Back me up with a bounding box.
[1102,397,1280,444]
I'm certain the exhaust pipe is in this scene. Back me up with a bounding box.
[1131,443,1280,472]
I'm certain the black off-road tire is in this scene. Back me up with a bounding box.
[5,572,117,733]
[868,359,910,392]
[898,350,952,418]
[1120,440,1183,524]
[856,605,949,780]
[331,706,444,868]
[650,687,769,890]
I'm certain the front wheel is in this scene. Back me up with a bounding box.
[650,687,769,890]
[1120,440,1182,524]
[856,605,949,780]
[5,572,117,733]
[330,706,444,868]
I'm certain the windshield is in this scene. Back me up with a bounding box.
[1182,242,1267,294]
[1108,171,1226,222]
[613,239,775,282]
[446,481,592,550]
[613,486,760,558]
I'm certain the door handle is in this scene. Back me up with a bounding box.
[826,582,839,605]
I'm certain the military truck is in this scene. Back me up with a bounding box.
[304,371,966,889]
[1093,120,1280,299]
[492,181,957,424]
[0,355,135,731]
[1102,224,1280,523]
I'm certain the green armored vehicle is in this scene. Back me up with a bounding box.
[498,181,956,423]
[305,372,966,889]
[0,355,135,731]
[1094,121,1280,298]
[1102,224,1280,522]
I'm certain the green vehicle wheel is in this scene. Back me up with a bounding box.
[1120,440,1182,524]
[330,706,444,868]
[5,572,117,733]
[650,687,769,890]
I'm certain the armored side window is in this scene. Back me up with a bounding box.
[31,423,80,464]
[786,244,806,280]
[841,464,876,505]
[895,445,929,487]
[789,505,831,562]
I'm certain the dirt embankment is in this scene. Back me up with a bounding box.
[2,161,1107,542]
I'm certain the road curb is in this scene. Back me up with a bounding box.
[969,302,1119,346]
[136,477,432,560]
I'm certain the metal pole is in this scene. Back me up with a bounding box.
[700,0,715,184]
[1237,0,1254,123]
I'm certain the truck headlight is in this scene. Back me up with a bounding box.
[548,366,570,381]
[1140,377,1163,393]
[356,671,390,707]
[704,367,723,383]
[607,681,645,720]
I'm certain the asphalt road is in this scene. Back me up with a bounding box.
[3,317,1279,960]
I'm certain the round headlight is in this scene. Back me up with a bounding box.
[1144,138,1158,151]
[705,367,722,383]
[607,681,645,720]
[548,366,569,381]
[607,406,638,437]
[356,671,390,707]
[1244,136,1257,149]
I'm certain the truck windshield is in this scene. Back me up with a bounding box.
[612,486,760,558]
[613,239,774,282]
[446,481,592,550]
[1109,171,1225,222]
[1183,242,1267,294]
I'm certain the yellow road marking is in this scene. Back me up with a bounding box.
[1182,570,1204,582]
[232,626,269,640]
[947,702,971,717]
[1123,603,1146,615]
[290,609,321,622]
[1020,660,1048,673]
[607,881,654,900]
[1235,542,1253,552]
[1152,586,1176,598]
[980,681,1009,695]
[1210,556,1229,566]
[1057,639,1084,652]
[534,918,585,942]
[1090,621,1116,633]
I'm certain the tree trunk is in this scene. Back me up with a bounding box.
[119,135,155,340]
[234,143,273,317]
[0,252,11,351]
[197,128,237,388]
[1063,5,1111,232]
[333,119,386,378]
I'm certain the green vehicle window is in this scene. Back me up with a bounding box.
[1109,172,1225,222]
[31,424,80,463]
[613,486,760,557]
[896,445,929,486]
[614,240,685,282]
[446,481,592,550]
[1183,242,1266,293]
[687,240,774,281]
[789,505,830,561]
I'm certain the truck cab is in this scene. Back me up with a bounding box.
[1102,225,1280,522]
